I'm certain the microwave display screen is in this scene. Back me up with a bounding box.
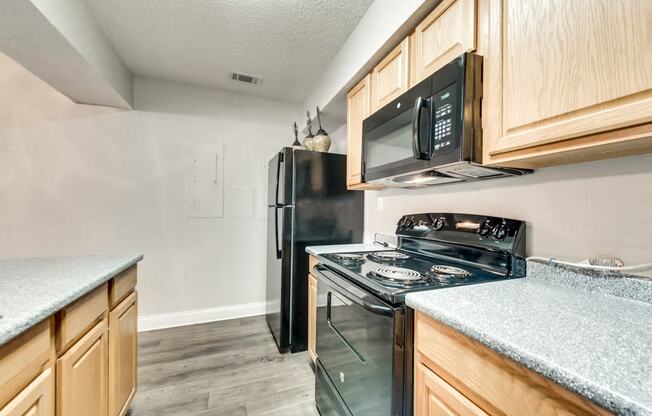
[364,109,414,170]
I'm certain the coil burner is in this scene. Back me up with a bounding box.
[368,251,411,262]
[430,265,471,278]
[369,266,425,285]
[332,253,366,263]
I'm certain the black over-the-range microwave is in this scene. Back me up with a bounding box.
[362,53,530,187]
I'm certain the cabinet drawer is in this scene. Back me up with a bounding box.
[109,266,137,308]
[0,368,54,416]
[0,320,51,408]
[56,283,108,352]
[415,312,610,416]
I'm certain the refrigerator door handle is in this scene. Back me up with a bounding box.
[275,152,283,206]
[275,206,282,259]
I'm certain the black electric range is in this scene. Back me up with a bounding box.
[318,249,515,304]
[313,213,526,416]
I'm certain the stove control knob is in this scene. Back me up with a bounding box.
[433,217,445,231]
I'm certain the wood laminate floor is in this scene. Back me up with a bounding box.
[126,316,319,416]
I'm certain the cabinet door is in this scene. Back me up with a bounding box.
[414,362,487,416]
[0,369,54,416]
[346,74,380,190]
[483,0,652,166]
[57,320,108,416]
[109,292,137,416]
[413,0,476,84]
[372,37,410,111]
[307,274,317,363]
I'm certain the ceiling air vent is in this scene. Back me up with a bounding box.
[229,71,263,86]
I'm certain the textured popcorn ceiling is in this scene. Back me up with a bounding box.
[83,0,374,103]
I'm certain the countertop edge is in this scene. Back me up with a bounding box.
[406,296,647,416]
[0,254,143,347]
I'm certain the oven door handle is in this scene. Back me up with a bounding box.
[314,265,394,317]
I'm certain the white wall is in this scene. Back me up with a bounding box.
[364,155,652,264]
[329,124,348,155]
[0,54,300,326]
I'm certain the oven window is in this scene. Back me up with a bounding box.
[364,110,413,169]
[317,287,394,415]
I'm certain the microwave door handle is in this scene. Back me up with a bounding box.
[412,97,426,159]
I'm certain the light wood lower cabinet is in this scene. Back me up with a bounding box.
[415,362,487,416]
[0,320,51,409]
[0,369,54,416]
[307,274,317,363]
[57,319,108,416]
[0,265,139,416]
[414,311,610,416]
[109,292,138,416]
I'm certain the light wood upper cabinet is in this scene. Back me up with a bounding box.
[346,74,374,190]
[372,37,410,111]
[412,0,477,85]
[0,369,54,416]
[415,363,487,416]
[57,320,108,416]
[482,0,652,167]
[109,292,138,416]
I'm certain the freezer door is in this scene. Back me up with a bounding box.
[265,205,294,352]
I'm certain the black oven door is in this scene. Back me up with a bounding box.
[314,265,404,416]
[363,78,433,183]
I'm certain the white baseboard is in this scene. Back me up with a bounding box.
[138,301,266,332]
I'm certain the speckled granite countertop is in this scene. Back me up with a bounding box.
[0,255,143,347]
[406,261,652,415]
[306,242,393,256]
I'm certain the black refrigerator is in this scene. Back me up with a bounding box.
[266,148,364,353]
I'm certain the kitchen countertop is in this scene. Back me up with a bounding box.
[0,255,143,347]
[306,242,393,256]
[406,260,652,415]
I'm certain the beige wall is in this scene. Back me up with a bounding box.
[0,53,299,324]
[364,155,652,264]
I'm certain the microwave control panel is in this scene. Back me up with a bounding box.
[431,84,457,155]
